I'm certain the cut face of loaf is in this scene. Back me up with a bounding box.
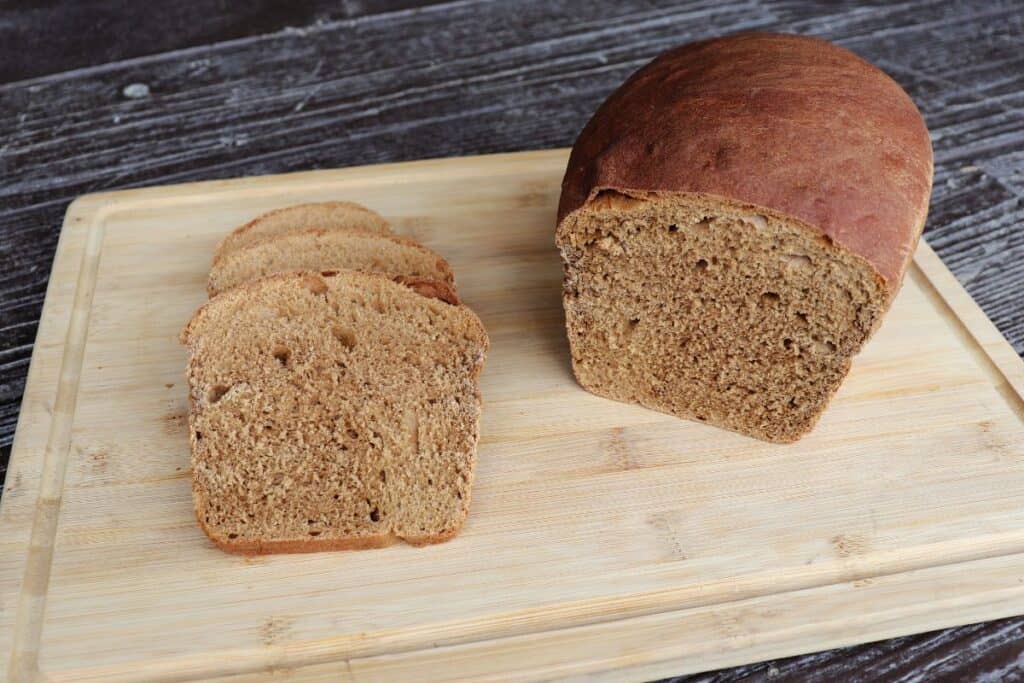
[557,192,886,443]
[214,201,390,263]
[181,271,489,553]
[207,228,454,297]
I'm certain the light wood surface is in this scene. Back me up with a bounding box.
[1,149,1023,683]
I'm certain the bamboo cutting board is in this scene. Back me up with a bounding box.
[2,149,1024,682]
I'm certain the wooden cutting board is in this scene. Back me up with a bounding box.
[2,149,1023,683]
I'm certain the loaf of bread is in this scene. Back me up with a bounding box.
[207,228,455,296]
[213,201,390,263]
[556,33,933,442]
[181,270,488,553]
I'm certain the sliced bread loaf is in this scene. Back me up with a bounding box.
[214,201,390,263]
[207,228,455,296]
[181,270,489,554]
[557,33,933,442]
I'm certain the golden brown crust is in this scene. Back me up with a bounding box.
[212,201,390,266]
[183,269,477,347]
[194,506,461,555]
[195,495,467,554]
[558,32,933,292]
[207,227,456,297]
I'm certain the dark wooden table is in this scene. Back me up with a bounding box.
[2,1,1022,679]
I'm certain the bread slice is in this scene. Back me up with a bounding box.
[207,228,455,297]
[557,34,932,443]
[181,270,488,554]
[214,201,390,263]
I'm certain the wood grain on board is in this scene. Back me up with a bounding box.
[1,151,1024,681]
[1,1,1022,680]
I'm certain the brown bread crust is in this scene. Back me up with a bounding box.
[206,227,456,297]
[213,200,390,266]
[182,270,469,345]
[558,32,933,291]
[195,512,460,555]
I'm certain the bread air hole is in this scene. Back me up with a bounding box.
[591,189,646,212]
[811,338,837,354]
[782,253,813,269]
[746,214,768,230]
[695,258,709,271]
[760,292,780,307]
[369,507,381,522]
[331,325,357,350]
[300,274,329,295]
[272,345,291,367]
[207,385,230,404]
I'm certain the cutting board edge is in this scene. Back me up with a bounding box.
[48,148,573,214]
[2,194,109,683]
[32,550,1024,683]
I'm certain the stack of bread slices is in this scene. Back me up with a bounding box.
[181,202,488,554]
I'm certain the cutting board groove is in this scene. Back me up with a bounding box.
[1,150,1023,682]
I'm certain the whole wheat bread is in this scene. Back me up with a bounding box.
[214,201,390,264]
[180,270,488,553]
[557,33,933,442]
[207,228,455,297]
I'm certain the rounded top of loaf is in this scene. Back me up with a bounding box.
[558,32,933,289]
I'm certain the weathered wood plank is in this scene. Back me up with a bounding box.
[674,615,1024,682]
[0,0,451,83]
